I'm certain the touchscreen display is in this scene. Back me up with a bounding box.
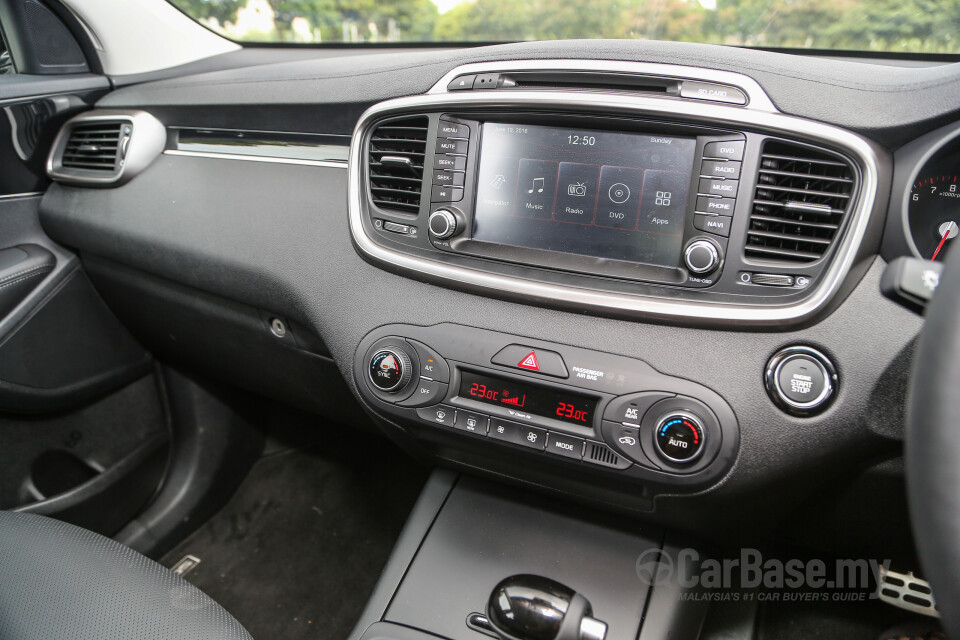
[474,123,697,268]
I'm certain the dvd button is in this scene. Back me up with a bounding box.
[694,213,732,237]
[703,140,745,161]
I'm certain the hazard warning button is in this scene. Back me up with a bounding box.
[491,344,569,379]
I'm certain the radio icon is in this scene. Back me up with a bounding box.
[567,181,587,197]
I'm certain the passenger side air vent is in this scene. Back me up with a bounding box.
[745,141,855,264]
[60,121,127,173]
[367,116,428,213]
[48,110,166,187]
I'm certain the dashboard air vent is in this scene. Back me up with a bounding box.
[367,115,428,213]
[61,121,127,173]
[745,141,855,264]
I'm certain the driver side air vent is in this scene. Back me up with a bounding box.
[61,122,128,172]
[745,141,855,264]
[367,116,428,213]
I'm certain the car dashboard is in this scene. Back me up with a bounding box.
[24,40,960,551]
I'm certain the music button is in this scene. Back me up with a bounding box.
[516,158,558,219]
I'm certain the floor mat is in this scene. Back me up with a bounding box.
[160,433,429,640]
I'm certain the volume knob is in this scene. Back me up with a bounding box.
[428,209,458,239]
[684,239,721,274]
[369,347,412,392]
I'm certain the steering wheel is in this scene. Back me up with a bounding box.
[907,244,960,639]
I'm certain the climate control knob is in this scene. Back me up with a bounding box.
[684,239,721,274]
[428,209,458,239]
[654,412,706,464]
[369,347,412,392]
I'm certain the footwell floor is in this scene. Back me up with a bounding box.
[160,434,428,640]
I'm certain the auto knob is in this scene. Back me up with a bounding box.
[428,209,458,239]
[368,347,413,392]
[684,239,721,274]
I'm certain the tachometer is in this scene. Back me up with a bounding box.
[909,175,960,261]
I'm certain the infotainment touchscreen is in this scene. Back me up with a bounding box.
[473,123,697,268]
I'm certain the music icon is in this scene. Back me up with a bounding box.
[527,177,545,194]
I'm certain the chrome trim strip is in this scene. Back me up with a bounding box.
[349,75,882,324]
[0,192,43,200]
[427,59,778,113]
[164,149,348,169]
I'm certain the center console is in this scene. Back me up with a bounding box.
[354,323,739,503]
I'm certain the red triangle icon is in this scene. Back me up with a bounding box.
[517,351,540,371]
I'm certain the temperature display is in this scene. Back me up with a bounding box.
[459,370,597,426]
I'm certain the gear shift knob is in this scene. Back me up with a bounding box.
[486,575,607,640]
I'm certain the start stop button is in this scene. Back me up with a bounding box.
[765,346,837,416]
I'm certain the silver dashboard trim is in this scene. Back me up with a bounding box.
[349,64,883,325]
[164,149,348,169]
[427,59,778,113]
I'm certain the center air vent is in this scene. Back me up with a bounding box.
[61,121,128,173]
[367,116,428,213]
[745,141,855,264]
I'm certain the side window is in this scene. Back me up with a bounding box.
[0,28,14,75]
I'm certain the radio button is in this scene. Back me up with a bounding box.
[694,214,732,238]
[436,138,468,154]
[696,196,736,216]
[398,379,447,408]
[604,392,675,425]
[438,121,469,138]
[431,186,463,202]
[698,178,739,197]
[417,405,456,428]
[434,154,466,171]
[454,410,489,435]
[546,432,584,460]
[701,160,741,180]
[432,170,465,187]
[491,344,569,378]
[703,141,745,161]
[406,339,449,383]
[489,418,547,451]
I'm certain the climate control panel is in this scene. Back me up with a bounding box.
[354,323,739,490]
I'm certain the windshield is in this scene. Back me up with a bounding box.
[168,0,960,54]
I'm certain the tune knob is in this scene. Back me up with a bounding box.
[369,347,412,392]
[428,209,458,239]
[684,239,721,274]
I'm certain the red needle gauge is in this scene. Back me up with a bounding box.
[932,221,959,261]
